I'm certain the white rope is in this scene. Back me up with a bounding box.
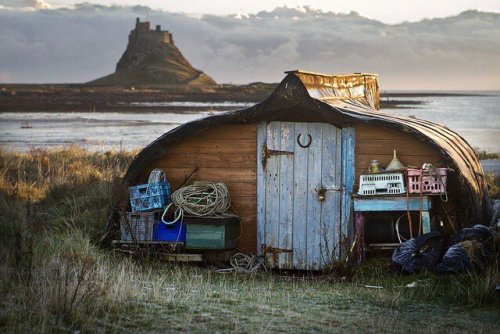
[215,253,267,273]
[396,213,409,243]
[161,181,235,225]
[161,203,183,225]
[172,181,234,217]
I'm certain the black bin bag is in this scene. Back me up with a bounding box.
[435,225,495,274]
[392,231,444,274]
[434,241,474,274]
[450,224,494,244]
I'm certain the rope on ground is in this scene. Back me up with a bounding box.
[215,253,267,273]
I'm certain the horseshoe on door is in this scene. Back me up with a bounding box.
[297,133,312,148]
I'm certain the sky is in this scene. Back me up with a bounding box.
[0,1,499,89]
[20,0,500,24]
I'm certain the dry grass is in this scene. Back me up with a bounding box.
[0,147,138,331]
[0,147,498,333]
[486,174,500,199]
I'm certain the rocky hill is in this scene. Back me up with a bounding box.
[90,18,215,87]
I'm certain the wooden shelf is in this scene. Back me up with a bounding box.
[353,195,432,212]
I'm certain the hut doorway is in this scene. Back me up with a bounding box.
[257,122,351,270]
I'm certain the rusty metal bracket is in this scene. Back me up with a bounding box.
[262,245,293,268]
[297,133,312,148]
[314,185,344,201]
[262,143,294,168]
[263,245,293,254]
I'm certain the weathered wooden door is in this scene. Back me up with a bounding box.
[257,122,355,270]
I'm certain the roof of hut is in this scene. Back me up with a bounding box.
[120,70,491,226]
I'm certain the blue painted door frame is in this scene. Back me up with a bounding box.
[257,122,355,270]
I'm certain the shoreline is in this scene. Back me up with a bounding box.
[1,84,495,113]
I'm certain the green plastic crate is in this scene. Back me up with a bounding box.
[184,216,240,250]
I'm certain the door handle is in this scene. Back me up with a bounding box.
[315,186,344,192]
[315,187,326,201]
[323,186,344,192]
[315,185,344,201]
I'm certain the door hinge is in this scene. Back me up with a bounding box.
[262,143,293,168]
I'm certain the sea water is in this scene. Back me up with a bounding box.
[383,92,499,153]
[0,94,498,153]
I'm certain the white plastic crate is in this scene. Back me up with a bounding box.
[358,173,406,196]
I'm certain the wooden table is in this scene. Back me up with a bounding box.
[353,195,432,234]
[352,195,433,258]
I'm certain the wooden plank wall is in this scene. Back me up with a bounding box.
[354,123,443,187]
[142,124,258,253]
[136,122,446,253]
[355,123,458,230]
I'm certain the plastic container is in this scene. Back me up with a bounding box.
[154,221,186,242]
[129,181,171,212]
[120,211,159,241]
[184,216,240,250]
[407,168,447,194]
[358,173,406,195]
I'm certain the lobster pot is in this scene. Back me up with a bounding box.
[408,168,447,194]
[120,211,159,241]
[129,181,171,212]
[358,173,405,196]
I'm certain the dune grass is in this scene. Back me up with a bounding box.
[0,147,498,333]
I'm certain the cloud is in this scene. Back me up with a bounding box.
[0,5,499,89]
[0,0,51,10]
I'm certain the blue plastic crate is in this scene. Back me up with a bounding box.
[154,221,186,242]
[129,181,171,212]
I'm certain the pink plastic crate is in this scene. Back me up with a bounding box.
[407,168,447,194]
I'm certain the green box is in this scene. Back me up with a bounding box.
[184,216,240,250]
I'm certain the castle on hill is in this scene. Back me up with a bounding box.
[129,18,173,46]
[90,18,216,87]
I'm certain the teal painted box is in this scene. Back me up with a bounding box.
[184,216,240,250]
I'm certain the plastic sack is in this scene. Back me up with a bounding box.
[392,231,444,274]
[435,240,493,274]
[450,224,493,244]
[435,225,495,274]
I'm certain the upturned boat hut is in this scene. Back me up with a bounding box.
[108,70,491,270]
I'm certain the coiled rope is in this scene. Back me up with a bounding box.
[215,253,267,273]
[162,181,235,225]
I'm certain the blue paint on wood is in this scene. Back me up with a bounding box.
[306,122,323,269]
[256,123,267,255]
[257,122,345,270]
[265,122,281,267]
[320,124,342,264]
[341,127,356,256]
[422,211,431,233]
[278,122,294,267]
[353,196,432,212]
[292,122,309,268]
